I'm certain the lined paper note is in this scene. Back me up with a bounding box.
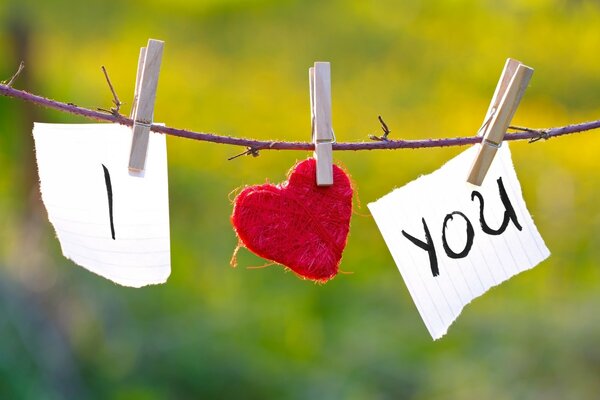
[33,123,170,288]
[368,144,549,339]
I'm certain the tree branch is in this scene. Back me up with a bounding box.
[1,83,599,151]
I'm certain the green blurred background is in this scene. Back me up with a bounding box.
[1,0,599,398]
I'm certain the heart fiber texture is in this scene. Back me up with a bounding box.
[231,158,353,282]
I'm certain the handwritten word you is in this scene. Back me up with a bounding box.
[401,177,522,277]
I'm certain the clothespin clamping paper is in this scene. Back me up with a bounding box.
[309,62,334,186]
[129,39,164,172]
[467,58,533,186]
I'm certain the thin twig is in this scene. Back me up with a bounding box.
[379,115,391,138]
[509,125,538,133]
[3,61,25,87]
[100,66,122,115]
[0,83,599,151]
[228,147,260,160]
[369,115,391,141]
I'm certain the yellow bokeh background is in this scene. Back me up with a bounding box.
[0,0,599,398]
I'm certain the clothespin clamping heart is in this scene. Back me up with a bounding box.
[309,62,335,186]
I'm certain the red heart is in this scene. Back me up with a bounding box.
[231,158,353,282]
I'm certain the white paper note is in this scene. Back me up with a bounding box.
[33,123,171,288]
[368,144,549,339]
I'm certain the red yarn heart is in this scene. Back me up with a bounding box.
[231,158,353,282]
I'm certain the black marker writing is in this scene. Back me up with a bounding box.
[402,218,439,277]
[441,211,474,258]
[402,176,524,278]
[102,164,115,240]
[471,177,522,235]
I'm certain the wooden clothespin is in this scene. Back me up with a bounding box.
[467,58,534,185]
[309,62,334,186]
[128,39,164,172]
[130,47,146,120]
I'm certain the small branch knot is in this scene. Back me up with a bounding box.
[528,130,551,143]
[509,125,551,143]
[228,147,260,161]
